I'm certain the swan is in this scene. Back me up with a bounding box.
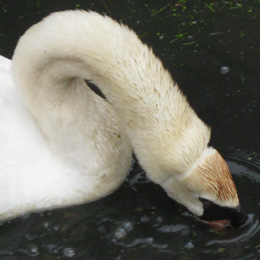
[0,10,246,226]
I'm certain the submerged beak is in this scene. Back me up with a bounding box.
[199,198,247,227]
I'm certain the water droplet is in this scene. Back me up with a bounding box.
[63,247,76,258]
[20,244,40,257]
[184,241,194,249]
[30,245,39,255]
[53,224,60,231]
[43,221,50,228]
[220,66,230,74]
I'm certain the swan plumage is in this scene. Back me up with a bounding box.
[0,54,132,220]
[0,10,241,222]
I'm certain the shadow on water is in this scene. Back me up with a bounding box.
[1,0,260,259]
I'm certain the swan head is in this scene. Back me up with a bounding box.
[161,147,247,227]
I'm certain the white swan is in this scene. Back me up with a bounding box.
[0,10,244,224]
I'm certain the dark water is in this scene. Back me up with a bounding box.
[1,0,260,259]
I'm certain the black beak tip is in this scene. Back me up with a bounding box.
[199,198,248,228]
[230,210,248,227]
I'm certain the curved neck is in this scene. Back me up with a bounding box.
[12,11,210,182]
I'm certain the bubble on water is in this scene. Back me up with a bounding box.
[220,66,230,74]
[43,221,50,228]
[20,244,40,257]
[62,247,76,258]
[29,245,40,256]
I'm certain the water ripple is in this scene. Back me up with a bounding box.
[206,214,260,246]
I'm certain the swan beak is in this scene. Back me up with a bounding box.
[199,198,247,227]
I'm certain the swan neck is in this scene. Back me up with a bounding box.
[12,11,210,179]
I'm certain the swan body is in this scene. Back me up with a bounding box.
[0,10,241,222]
[0,54,132,221]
